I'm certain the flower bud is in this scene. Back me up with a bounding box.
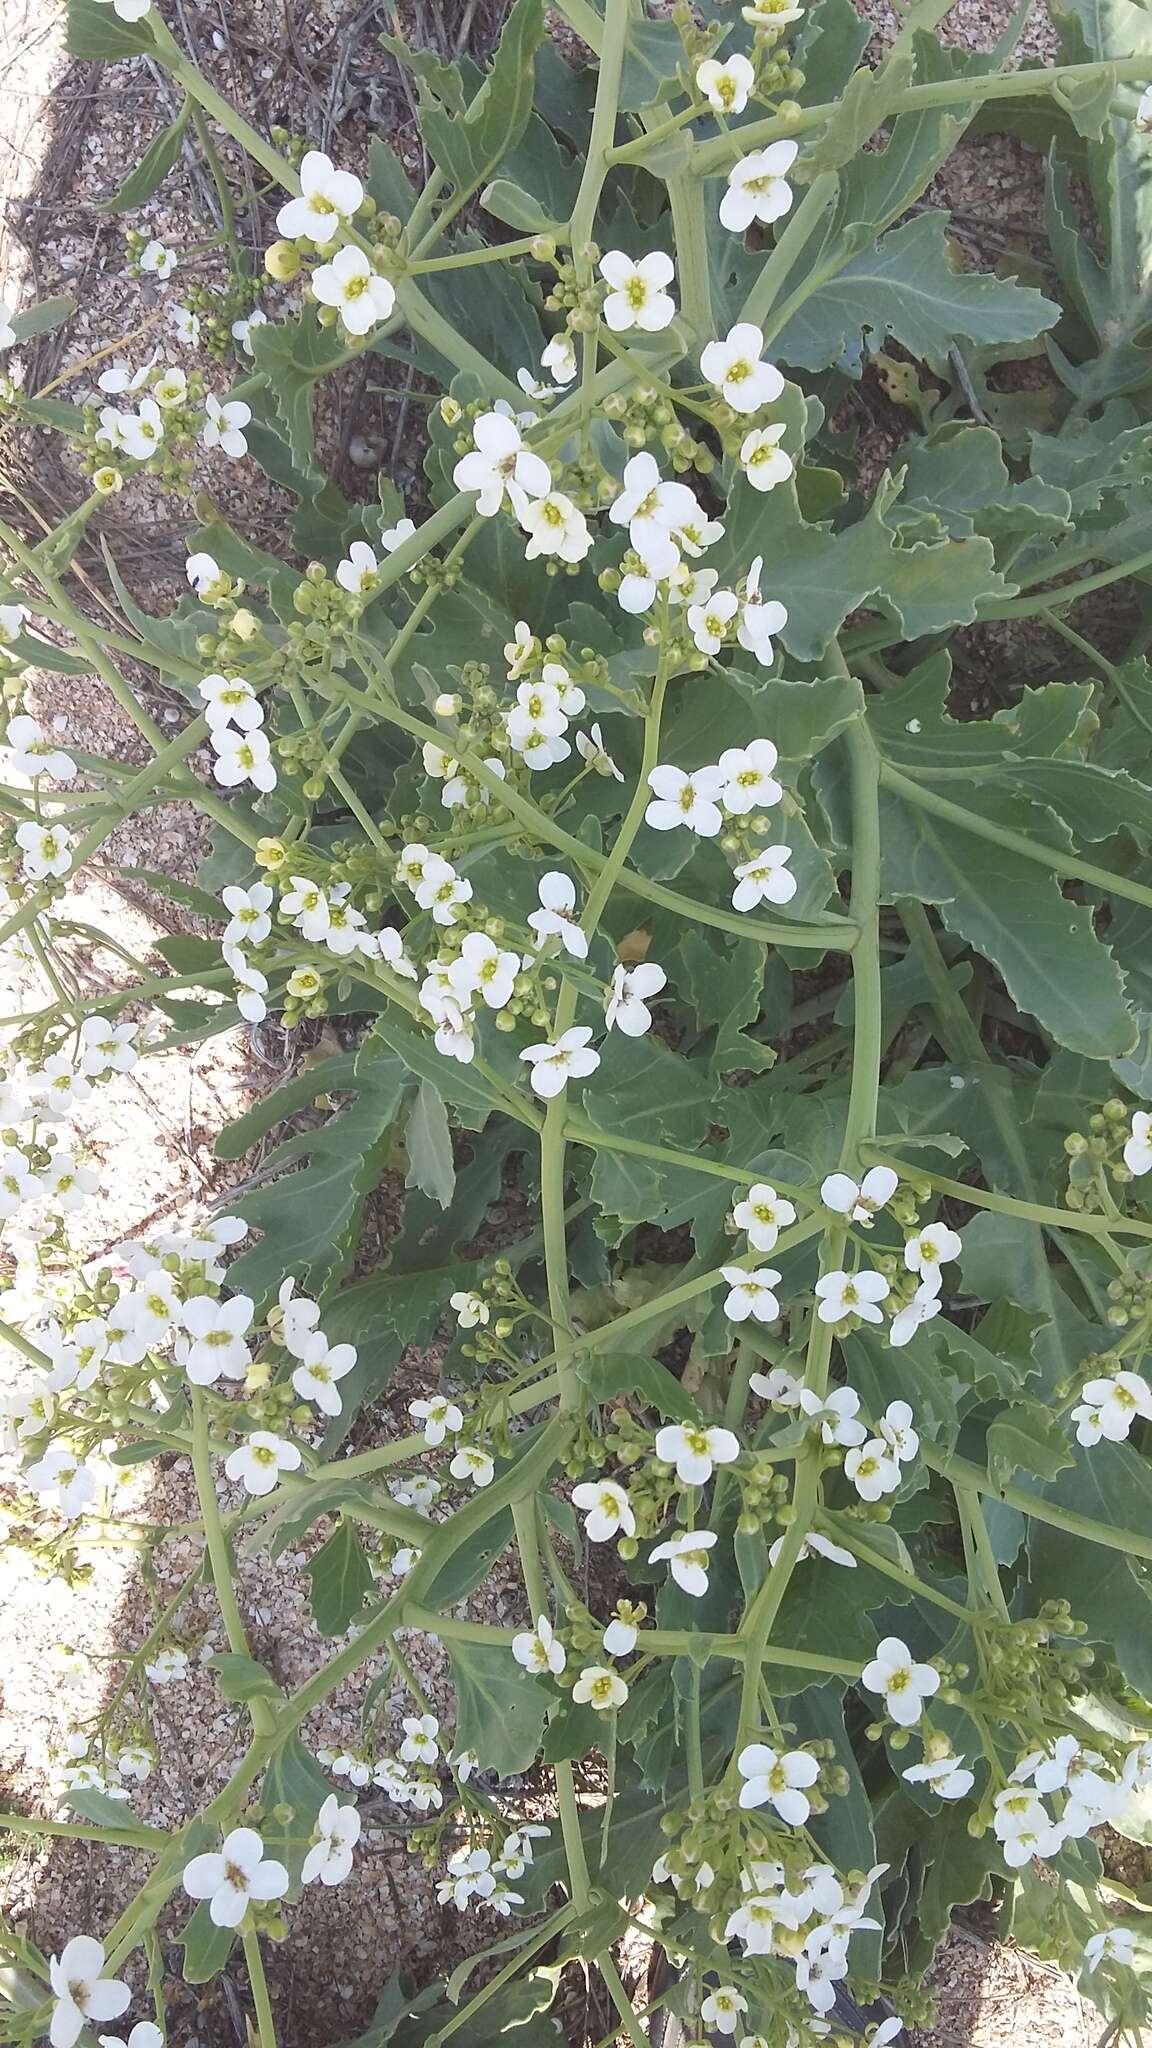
[433,692,461,718]
[265,239,301,281]
[530,235,557,263]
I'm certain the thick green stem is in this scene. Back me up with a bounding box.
[242,1928,278,2048]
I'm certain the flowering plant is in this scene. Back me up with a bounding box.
[6,0,1152,2044]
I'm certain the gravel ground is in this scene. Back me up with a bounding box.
[0,0,1112,2042]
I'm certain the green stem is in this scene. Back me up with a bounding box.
[242,1927,278,2048]
[862,1147,1152,1244]
[189,1390,276,1739]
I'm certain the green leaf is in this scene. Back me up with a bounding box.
[369,1015,513,1128]
[6,294,76,346]
[447,1639,549,1774]
[403,1080,456,1209]
[319,1261,470,1448]
[774,211,1058,375]
[1028,1443,1152,1696]
[100,100,190,211]
[250,311,349,482]
[304,1519,377,1636]
[178,1901,235,1984]
[421,0,545,193]
[261,1734,335,1884]
[480,177,559,234]
[576,1351,699,1423]
[986,1402,1076,1486]
[65,1787,144,1829]
[214,1054,360,1160]
[66,0,155,58]
[205,1653,284,1703]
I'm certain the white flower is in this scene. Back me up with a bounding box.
[453,411,551,516]
[182,1826,289,1927]
[991,1787,1065,1867]
[797,1386,867,1447]
[146,1646,189,1684]
[212,724,276,791]
[519,489,592,562]
[649,1528,718,1596]
[97,2025,164,2048]
[721,1264,782,1322]
[513,1615,566,1675]
[200,673,263,732]
[904,1222,962,1276]
[720,142,799,233]
[645,762,726,836]
[737,1742,820,1824]
[449,1289,489,1329]
[696,53,756,113]
[1072,1371,1152,1444]
[221,882,273,945]
[276,151,364,241]
[738,561,789,666]
[336,540,380,594]
[4,714,77,781]
[655,1422,740,1487]
[170,303,201,344]
[687,587,739,655]
[202,394,251,458]
[749,1365,802,1406]
[302,1794,361,1885]
[413,855,472,926]
[719,740,782,815]
[1084,1928,1137,1971]
[572,1478,635,1541]
[153,365,187,408]
[25,1446,97,1519]
[292,1332,356,1416]
[731,846,796,911]
[731,1182,796,1251]
[889,1278,942,1348]
[410,1394,464,1444]
[740,422,793,492]
[504,619,536,677]
[381,516,416,552]
[115,1743,154,1783]
[400,1713,440,1764]
[140,240,176,279]
[312,247,396,336]
[843,1439,902,1502]
[0,600,27,639]
[178,1294,253,1385]
[186,550,223,597]
[16,819,73,879]
[606,961,667,1037]
[1123,1109,1152,1174]
[861,1637,940,1726]
[541,333,578,383]
[877,1400,919,1463]
[609,452,700,577]
[226,946,268,1022]
[576,722,624,781]
[603,1617,638,1657]
[528,871,588,958]
[701,1987,749,2036]
[700,323,785,412]
[119,392,166,457]
[598,250,676,333]
[231,309,268,355]
[282,874,332,938]
[450,931,521,1010]
[519,1025,600,1099]
[902,1755,975,1801]
[450,1443,495,1488]
[814,1268,890,1325]
[769,1529,857,1569]
[225,1430,302,1496]
[48,1937,130,2048]
[820,1165,898,1222]
[573,1664,628,1710]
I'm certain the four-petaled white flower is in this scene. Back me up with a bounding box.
[4,714,77,782]
[336,541,380,595]
[140,240,176,279]
[645,763,726,836]
[740,422,793,492]
[696,54,756,113]
[904,1222,962,1276]
[182,1826,289,1926]
[572,1477,635,1541]
[519,489,592,562]
[720,142,799,233]
[178,1294,254,1385]
[26,1446,97,1518]
[451,931,521,1010]
[687,587,739,655]
[400,1713,440,1764]
[598,250,677,332]
[48,1936,130,2048]
[16,819,74,880]
[903,1754,975,1802]
[889,1278,942,1349]
[449,1443,495,1487]
[738,558,789,666]
[301,1794,361,1885]
[1124,1109,1152,1174]
[797,1386,867,1447]
[573,1664,629,1710]
[97,2024,164,2048]
[649,1528,718,1596]
[737,1742,820,1824]
[610,452,701,577]
[222,882,273,945]
[844,1439,902,1502]
[520,1025,600,1099]
[513,1614,566,1675]
[861,1636,940,1726]
[731,1182,796,1251]
[410,1393,464,1444]
[453,411,551,516]
[291,1331,357,1415]
[815,1269,891,1325]
[212,725,276,792]
[312,247,396,336]
[200,674,262,731]
[877,1399,919,1463]
[606,961,667,1036]
[541,333,578,384]
[719,739,782,814]
[225,1431,302,1496]
[700,323,785,412]
[721,1264,782,1322]
[700,1987,749,2036]
[1072,1371,1152,1445]
[1084,1928,1137,1971]
[187,550,224,597]
[450,1289,489,1328]
[276,151,364,241]
[80,1017,139,1077]
[731,846,796,911]
[202,394,251,458]
[655,1422,740,1487]
[820,1165,898,1222]
[528,872,589,958]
